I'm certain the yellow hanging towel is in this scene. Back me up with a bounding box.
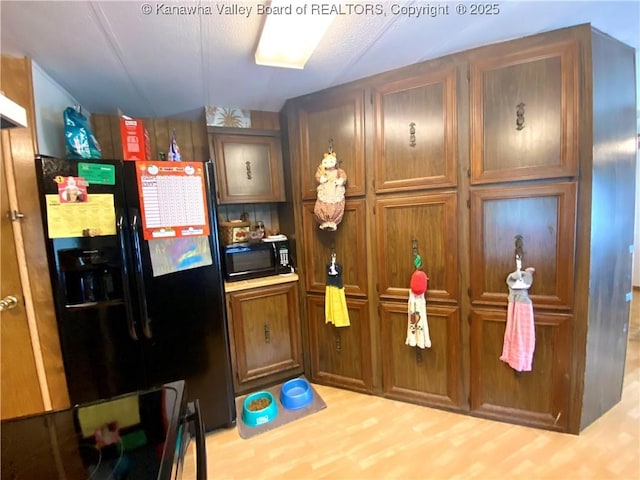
[325,261,350,327]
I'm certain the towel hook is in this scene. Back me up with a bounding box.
[328,138,334,155]
[412,238,422,269]
[514,235,524,263]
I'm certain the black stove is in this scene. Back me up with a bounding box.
[1,380,203,480]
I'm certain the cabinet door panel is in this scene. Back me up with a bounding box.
[373,68,457,192]
[302,199,367,296]
[229,283,302,386]
[298,90,366,199]
[210,133,285,203]
[469,183,576,309]
[470,40,578,183]
[307,295,372,392]
[380,302,461,409]
[375,192,458,301]
[470,309,571,431]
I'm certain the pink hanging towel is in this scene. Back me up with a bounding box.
[500,268,535,372]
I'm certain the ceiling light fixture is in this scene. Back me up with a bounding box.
[255,1,340,69]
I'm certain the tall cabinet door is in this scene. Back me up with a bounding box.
[380,302,461,409]
[469,183,577,310]
[470,309,572,431]
[469,40,579,184]
[375,192,458,303]
[373,68,457,193]
[307,295,373,392]
[297,89,366,200]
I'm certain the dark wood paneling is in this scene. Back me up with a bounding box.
[380,302,461,409]
[298,90,366,199]
[579,30,638,431]
[469,182,576,309]
[469,309,571,431]
[373,68,457,192]
[302,199,367,296]
[250,111,281,131]
[91,113,207,162]
[470,40,579,184]
[375,192,458,302]
[307,295,373,392]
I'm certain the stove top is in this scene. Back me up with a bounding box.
[1,381,186,480]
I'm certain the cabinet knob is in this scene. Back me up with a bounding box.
[0,295,19,312]
[264,323,270,343]
[516,103,526,130]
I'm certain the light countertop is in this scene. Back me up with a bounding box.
[224,272,299,293]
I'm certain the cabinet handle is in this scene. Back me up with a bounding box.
[516,103,525,130]
[335,333,341,352]
[245,161,252,180]
[264,323,270,343]
[409,122,416,147]
[415,348,423,363]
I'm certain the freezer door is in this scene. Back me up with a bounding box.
[122,161,236,431]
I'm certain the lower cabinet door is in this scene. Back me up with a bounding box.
[226,282,303,394]
[380,301,462,409]
[307,295,373,392]
[470,309,572,431]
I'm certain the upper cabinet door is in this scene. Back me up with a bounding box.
[297,90,366,200]
[469,40,579,184]
[210,132,285,204]
[373,68,457,193]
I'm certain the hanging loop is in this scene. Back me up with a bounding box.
[514,235,524,262]
[328,138,334,154]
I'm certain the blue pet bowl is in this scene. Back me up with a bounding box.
[280,378,313,410]
[242,391,278,427]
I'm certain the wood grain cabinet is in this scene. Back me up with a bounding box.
[469,39,579,184]
[470,309,572,431]
[296,89,366,199]
[380,302,461,409]
[225,282,303,394]
[372,68,457,193]
[209,130,285,204]
[306,295,373,392]
[282,24,636,434]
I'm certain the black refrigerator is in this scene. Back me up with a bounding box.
[35,155,236,432]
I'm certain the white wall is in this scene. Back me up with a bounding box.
[634,148,640,286]
[31,61,91,158]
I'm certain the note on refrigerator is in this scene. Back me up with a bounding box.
[45,194,116,238]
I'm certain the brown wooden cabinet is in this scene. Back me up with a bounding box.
[282,24,636,434]
[373,68,457,193]
[225,281,303,394]
[306,295,373,392]
[209,129,285,204]
[469,40,579,184]
[296,89,366,200]
[470,309,572,431]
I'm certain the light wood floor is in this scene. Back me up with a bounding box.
[184,293,640,479]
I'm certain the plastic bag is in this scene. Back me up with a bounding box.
[64,107,102,159]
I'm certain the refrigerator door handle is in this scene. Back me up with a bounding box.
[131,209,153,339]
[117,211,138,341]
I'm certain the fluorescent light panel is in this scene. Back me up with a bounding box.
[255,1,338,69]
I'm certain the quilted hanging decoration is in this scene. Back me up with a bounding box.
[314,144,347,231]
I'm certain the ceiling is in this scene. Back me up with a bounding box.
[1,1,639,123]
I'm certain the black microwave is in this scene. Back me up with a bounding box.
[223,239,293,282]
